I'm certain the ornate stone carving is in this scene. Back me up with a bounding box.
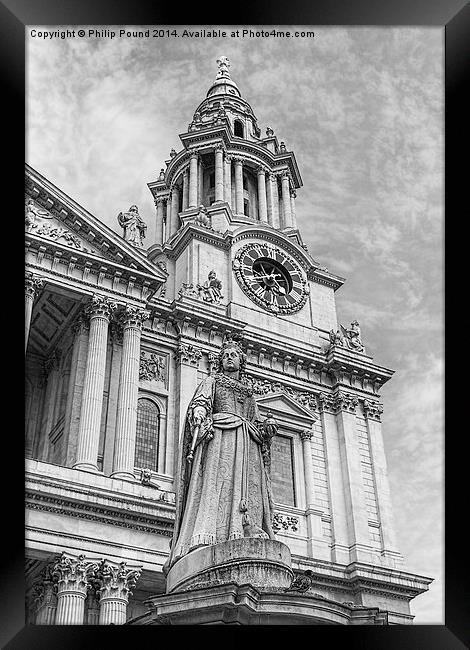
[334,392,359,414]
[266,126,274,137]
[175,343,203,366]
[194,205,211,228]
[170,148,177,158]
[197,270,223,304]
[330,321,365,353]
[363,399,384,421]
[118,305,150,329]
[207,351,220,374]
[177,282,199,300]
[97,560,141,603]
[279,141,287,152]
[158,168,165,181]
[300,429,314,442]
[272,513,299,533]
[71,310,90,335]
[85,295,117,320]
[140,468,161,488]
[317,393,336,414]
[139,351,166,382]
[25,274,44,298]
[52,552,99,596]
[249,377,317,412]
[117,205,147,248]
[216,55,231,79]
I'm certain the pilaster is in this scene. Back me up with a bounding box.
[300,428,329,560]
[33,561,57,625]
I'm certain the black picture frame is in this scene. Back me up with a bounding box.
[5,0,465,646]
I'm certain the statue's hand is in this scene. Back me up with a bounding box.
[192,406,206,427]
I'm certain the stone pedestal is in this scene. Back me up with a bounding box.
[166,538,294,594]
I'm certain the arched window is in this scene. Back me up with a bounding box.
[135,398,160,471]
[234,119,244,137]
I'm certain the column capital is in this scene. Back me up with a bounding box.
[85,294,117,320]
[214,142,225,152]
[118,305,150,330]
[318,392,336,413]
[71,309,90,335]
[334,391,359,414]
[52,553,100,596]
[25,273,44,297]
[232,156,244,165]
[97,561,142,603]
[225,153,232,163]
[175,342,203,367]
[363,399,384,421]
[300,428,314,442]
[257,165,268,176]
[189,151,200,161]
[269,172,278,182]
[154,195,167,206]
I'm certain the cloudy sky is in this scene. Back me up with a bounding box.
[26,26,444,623]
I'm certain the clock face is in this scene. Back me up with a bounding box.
[233,242,309,314]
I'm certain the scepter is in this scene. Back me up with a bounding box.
[186,422,200,464]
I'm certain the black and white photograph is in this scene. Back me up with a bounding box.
[22,20,447,633]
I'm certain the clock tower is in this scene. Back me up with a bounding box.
[142,57,432,622]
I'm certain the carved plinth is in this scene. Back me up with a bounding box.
[166,538,294,594]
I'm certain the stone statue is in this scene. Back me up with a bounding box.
[340,320,365,353]
[25,199,51,228]
[329,329,344,347]
[117,205,147,248]
[280,141,287,152]
[197,270,223,304]
[266,127,274,137]
[158,168,165,181]
[194,205,211,228]
[164,336,277,574]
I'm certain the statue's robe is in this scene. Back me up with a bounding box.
[166,373,275,571]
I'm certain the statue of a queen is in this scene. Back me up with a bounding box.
[164,336,277,574]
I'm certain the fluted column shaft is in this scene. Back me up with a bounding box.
[281,173,292,228]
[266,173,274,226]
[224,155,232,206]
[35,582,57,625]
[169,186,180,238]
[111,307,149,480]
[234,158,244,214]
[74,296,115,472]
[257,168,268,222]
[271,174,281,228]
[189,153,198,207]
[155,198,164,245]
[25,275,43,353]
[214,145,224,202]
[198,158,203,204]
[182,168,190,210]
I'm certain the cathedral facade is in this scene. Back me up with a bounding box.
[25,57,432,625]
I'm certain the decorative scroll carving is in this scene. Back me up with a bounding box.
[175,343,203,366]
[300,429,314,442]
[363,399,384,421]
[207,351,220,374]
[139,351,166,382]
[118,305,150,329]
[318,391,359,414]
[272,513,299,533]
[216,56,231,79]
[117,205,147,248]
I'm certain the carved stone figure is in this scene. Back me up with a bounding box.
[329,329,345,347]
[164,336,277,574]
[266,127,274,137]
[280,141,287,152]
[117,205,147,248]
[158,168,165,181]
[194,205,211,228]
[25,199,52,228]
[340,320,365,353]
[170,148,177,158]
[197,270,223,304]
[216,56,231,79]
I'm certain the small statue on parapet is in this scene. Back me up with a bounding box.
[197,270,223,305]
[117,205,147,248]
[329,320,365,353]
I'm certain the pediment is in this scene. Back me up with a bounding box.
[25,165,167,283]
[256,391,318,423]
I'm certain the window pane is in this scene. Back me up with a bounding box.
[135,398,159,471]
[271,434,295,506]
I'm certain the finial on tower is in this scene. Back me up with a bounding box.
[216,56,231,79]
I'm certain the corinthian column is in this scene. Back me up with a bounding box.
[33,561,57,625]
[280,172,292,228]
[98,561,142,625]
[182,168,190,210]
[53,553,99,625]
[224,154,232,206]
[257,166,268,222]
[214,144,224,203]
[168,185,180,239]
[189,153,198,208]
[155,197,165,245]
[290,189,297,229]
[111,306,150,480]
[25,274,44,353]
[73,295,116,473]
[234,157,244,214]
